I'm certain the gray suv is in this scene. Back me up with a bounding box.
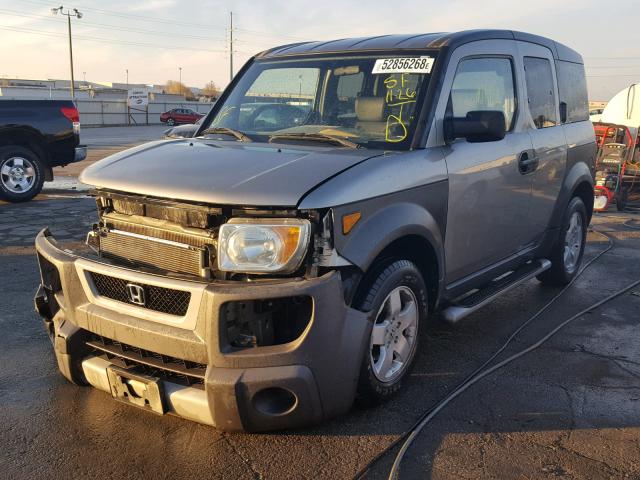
[34,30,595,432]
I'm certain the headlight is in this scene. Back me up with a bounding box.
[218,218,311,273]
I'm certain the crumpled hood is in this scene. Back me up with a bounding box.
[80,139,381,206]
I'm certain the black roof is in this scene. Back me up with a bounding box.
[257,29,583,64]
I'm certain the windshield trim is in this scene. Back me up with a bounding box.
[198,49,441,151]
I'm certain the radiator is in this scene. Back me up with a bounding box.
[100,229,208,277]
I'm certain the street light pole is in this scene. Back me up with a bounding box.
[51,6,83,100]
[179,67,182,97]
[229,11,234,83]
[126,69,129,89]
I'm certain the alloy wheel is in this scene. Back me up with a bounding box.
[563,211,583,274]
[0,157,36,194]
[369,286,419,383]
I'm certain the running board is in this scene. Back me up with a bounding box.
[441,259,551,324]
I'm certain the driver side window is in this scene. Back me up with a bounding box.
[449,57,517,131]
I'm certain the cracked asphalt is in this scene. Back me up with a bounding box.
[1,128,639,479]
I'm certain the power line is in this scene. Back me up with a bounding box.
[0,24,227,53]
[21,0,228,30]
[0,8,228,42]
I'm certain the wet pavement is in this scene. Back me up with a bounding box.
[1,192,639,479]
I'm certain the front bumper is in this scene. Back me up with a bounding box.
[34,229,369,432]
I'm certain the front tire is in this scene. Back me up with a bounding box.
[0,145,45,203]
[166,118,175,126]
[354,260,428,406]
[537,196,588,286]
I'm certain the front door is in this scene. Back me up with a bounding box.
[516,42,567,238]
[431,40,535,282]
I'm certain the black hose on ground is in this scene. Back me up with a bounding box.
[388,273,640,479]
[353,228,618,479]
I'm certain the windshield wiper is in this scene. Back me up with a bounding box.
[200,127,252,142]
[268,132,359,149]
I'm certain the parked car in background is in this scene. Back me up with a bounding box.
[0,100,86,202]
[162,117,204,139]
[35,30,595,432]
[159,108,204,126]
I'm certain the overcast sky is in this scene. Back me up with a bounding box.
[1,0,639,100]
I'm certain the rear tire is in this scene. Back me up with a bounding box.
[0,145,45,203]
[354,259,428,406]
[537,196,587,286]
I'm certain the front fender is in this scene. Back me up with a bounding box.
[331,182,447,280]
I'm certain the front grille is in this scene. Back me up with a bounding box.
[103,212,216,248]
[87,334,206,386]
[90,272,191,316]
[100,229,206,277]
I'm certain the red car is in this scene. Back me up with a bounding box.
[160,108,204,126]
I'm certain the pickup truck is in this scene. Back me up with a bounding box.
[35,30,595,432]
[0,100,86,202]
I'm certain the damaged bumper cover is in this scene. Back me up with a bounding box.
[34,229,370,432]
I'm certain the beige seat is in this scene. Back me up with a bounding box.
[355,97,387,138]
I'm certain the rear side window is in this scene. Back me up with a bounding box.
[523,57,557,128]
[556,61,589,123]
[449,57,516,130]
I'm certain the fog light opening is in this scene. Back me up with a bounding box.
[252,387,298,416]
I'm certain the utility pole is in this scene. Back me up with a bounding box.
[229,11,234,82]
[126,69,129,89]
[51,6,82,100]
[179,67,182,97]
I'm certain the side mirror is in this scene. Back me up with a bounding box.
[559,101,567,124]
[444,110,506,143]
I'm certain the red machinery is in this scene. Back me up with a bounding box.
[592,123,639,211]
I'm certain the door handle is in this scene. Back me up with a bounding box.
[518,150,539,174]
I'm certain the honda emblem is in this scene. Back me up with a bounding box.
[126,283,146,306]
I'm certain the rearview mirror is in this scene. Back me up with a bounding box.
[444,110,506,143]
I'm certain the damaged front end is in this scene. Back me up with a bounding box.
[34,190,370,431]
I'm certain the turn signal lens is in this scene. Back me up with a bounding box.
[342,212,361,235]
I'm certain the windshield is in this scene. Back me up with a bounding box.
[201,53,436,150]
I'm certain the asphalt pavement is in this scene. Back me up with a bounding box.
[1,127,640,479]
[0,193,639,479]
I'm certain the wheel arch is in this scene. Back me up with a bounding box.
[0,127,52,180]
[549,160,594,229]
[0,127,49,164]
[333,201,445,311]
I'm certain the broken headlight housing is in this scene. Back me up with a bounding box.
[217,218,311,274]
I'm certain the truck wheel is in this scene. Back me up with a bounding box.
[616,187,629,211]
[167,118,175,126]
[354,259,428,406]
[0,145,45,203]
[537,196,587,286]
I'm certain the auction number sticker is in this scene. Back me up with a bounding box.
[372,56,434,74]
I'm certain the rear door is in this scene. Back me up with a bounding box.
[517,42,567,239]
[432,40,536,282]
